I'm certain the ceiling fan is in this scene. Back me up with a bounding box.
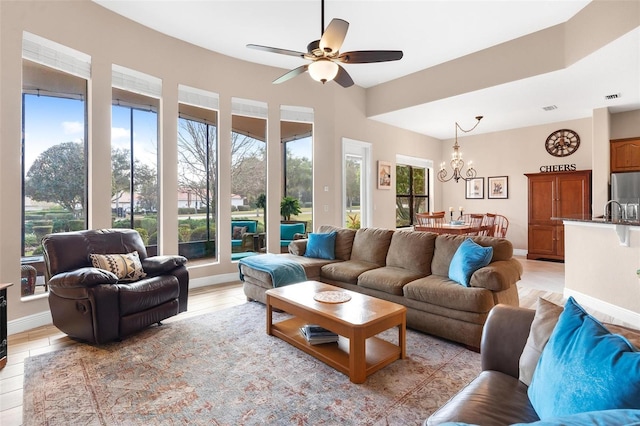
[247,0,403,87]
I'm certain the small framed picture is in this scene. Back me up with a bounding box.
[488,176,509,199]
[377,160,392,189]
[465,177,484,199]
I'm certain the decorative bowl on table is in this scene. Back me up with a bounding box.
[450,220,465,226]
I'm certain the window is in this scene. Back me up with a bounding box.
[395,155,432,227]
[231,98,267,257]
[21,33,90,297]
[343,139,372,229]
[282,105,314,233]
[111,66,161,253]
[177,91,218,261]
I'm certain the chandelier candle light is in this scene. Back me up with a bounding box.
[438,116,483,183]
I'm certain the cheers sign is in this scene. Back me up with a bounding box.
[539,164,577,173]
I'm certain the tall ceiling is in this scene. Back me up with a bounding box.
[93,0,640,139]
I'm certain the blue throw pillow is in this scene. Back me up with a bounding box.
[528,297,640,419]
[512,409,640,426]
[304,232,336,260]
[448,238,493,287]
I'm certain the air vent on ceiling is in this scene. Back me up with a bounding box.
[605,93,621,100]
[542,105,557,111]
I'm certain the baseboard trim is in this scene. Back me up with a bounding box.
[513,248,527,256]
[189,273,239,289]
[8,310,53,336]
[564,288,640,326]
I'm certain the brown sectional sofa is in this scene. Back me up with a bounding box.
[240,225,523,349]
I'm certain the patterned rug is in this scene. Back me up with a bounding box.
[23,302,480,425]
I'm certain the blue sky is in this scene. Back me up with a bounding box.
[24,94,311,174]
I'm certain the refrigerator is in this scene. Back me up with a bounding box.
[611,172,640,220]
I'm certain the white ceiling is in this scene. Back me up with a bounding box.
[93,0,640,139]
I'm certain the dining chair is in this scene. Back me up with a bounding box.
[415,211,446,227]
[493,214,509,238]
[481,213,496,236]
[466,214,485,236]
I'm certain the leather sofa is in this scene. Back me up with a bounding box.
[240,225,523,349]
[426,303,640,425]
[42,229,189,344]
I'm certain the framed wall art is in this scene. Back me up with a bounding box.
[465,177,484,199]
[377,160,392,189]
[488,176,509,199]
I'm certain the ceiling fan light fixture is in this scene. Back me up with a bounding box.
[308,59,339,84]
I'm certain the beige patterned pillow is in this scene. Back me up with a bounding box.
[89,251,146,282]
[518,297,563,385]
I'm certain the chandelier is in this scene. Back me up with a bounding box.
[437,116,483,183]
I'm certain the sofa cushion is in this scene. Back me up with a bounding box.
[448,238,493,287]
[317,225,356,261]
[431,234,513,277]
[426,370,539,426]
[386,230,436,275]
[350,227,394,266]
[321,260,379,284]
[118,275,180,316]
[528,297,640,419]
[304,232,336,260]
[511,409,640,426]
[89,251,146,282]
[358,266,426,296]
[519,297,563,386]
[403,275,495,314]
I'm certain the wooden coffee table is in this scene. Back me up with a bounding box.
[266,281,406,383]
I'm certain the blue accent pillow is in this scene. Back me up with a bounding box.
[448,238,493,286]
[528,297,640,420]
[512,409,640,426]
[304,232,336,260]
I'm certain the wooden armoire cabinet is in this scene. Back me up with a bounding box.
[611,138,640,172]
[525,170,591,261]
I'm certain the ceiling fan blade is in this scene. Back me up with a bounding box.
[247,44,306,58]
[273,64,309,84]
[334,64,354,88]
[319,18,349,54]
[337,50,404,63]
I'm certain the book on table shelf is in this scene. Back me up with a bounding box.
[300,324,339,345]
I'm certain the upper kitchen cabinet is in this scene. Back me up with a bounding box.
[611,138,640,173]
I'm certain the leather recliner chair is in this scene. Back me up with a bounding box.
[42,228,189,344]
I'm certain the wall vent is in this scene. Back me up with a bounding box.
[605,93,621,100]
[542,105,557,111]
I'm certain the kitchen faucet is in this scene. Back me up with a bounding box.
[603,200,626,221]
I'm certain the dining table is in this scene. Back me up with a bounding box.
[414,223,490,235]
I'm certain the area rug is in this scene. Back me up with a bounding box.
[23,302,480,425]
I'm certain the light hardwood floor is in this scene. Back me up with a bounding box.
[0,258,575,426]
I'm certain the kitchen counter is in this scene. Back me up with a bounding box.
[552,214,640,226]
[560,219,640,326]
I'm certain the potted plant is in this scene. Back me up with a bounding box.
[280,196,301,221]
